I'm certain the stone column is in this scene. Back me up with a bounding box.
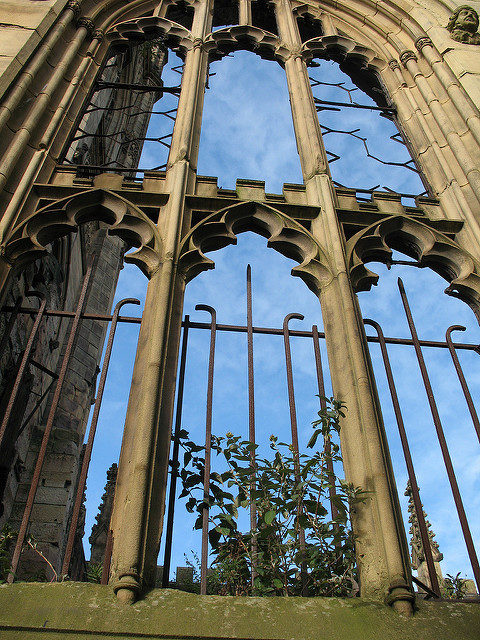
[274,0,414,613]
[400,50,480,206]
[415,37,480,148]
[110,1,211,603]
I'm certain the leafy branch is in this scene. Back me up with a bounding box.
[179,398,366,596]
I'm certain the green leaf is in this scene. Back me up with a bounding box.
[264,510,276,525]
[273,578,283,589]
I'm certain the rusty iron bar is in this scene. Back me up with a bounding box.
[411,575,440,600]
[101,528,113,585]
[246,265,257,582]
[0,293,47,452]
[311,325,339,523]
[16,379,56,439]
[446,325,480,445]
[29,360,59,379]
[3,307,480,352]
[61,297,140,578]
[363,318,441,598]
[1,306,142,324]
[8,261,95,583]
[398,277,480,592]
[0,296,23,357]
[185,320,480,351]
[162,315,190,588]
[195,304,217,596]
[283,313,307,595]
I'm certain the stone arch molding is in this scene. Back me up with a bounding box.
[347,216,480,320]
[178,201,332,295]
[3,190,163,278]
[204,26,290,62]
[301,34,385,73]
[107,16,194,55]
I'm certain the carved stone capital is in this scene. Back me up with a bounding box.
[78,17,95,35]
[399,50,417,67]
[66,0,81,19]
[415,36,433,51]
[388,59,400,70]
[92,29,105,41]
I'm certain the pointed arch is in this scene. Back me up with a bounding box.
[203,26,290,62]
[3,189,163,278]
[178,200,332,295]
[107,16,194,56]
[347,215,480,321]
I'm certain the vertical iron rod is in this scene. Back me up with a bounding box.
[8,260,95,583]
[162,315,190,587]
[363,318,440,597]
[196,304,216,596]
[312,325,338,522]
[283,312,307,595]
[246,265,257,582]
[398,278,480,592]
[61,297,140,578]
[0,293,47,450]
[0,296,23,357]
[445,325,480,445]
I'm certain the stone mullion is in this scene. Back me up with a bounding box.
[274,0,414,612]
[110,0,211,604]
[274,0,329,179]
[239,0,252,25]
[308,174,413,612]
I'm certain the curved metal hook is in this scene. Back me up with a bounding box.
[112,297,141,316]
[195,304,216,324]
[25,289,46,301]
[445,324,466,342]
[363,317,383,337]
[283,312,304,332]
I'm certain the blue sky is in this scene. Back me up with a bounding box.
[83,51,480,588]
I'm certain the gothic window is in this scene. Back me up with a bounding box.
[63,41,183,179]
[308,60,428,203]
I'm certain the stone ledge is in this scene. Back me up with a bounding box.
[0,583,479,640]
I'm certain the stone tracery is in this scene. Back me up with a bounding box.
[0,0,478,618]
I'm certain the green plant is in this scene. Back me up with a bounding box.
[179,398,365,596]
[0,523,16,583]
[443,572,468,599]
[86,562,103,584]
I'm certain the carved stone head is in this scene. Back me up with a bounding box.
[447,5,480,44]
